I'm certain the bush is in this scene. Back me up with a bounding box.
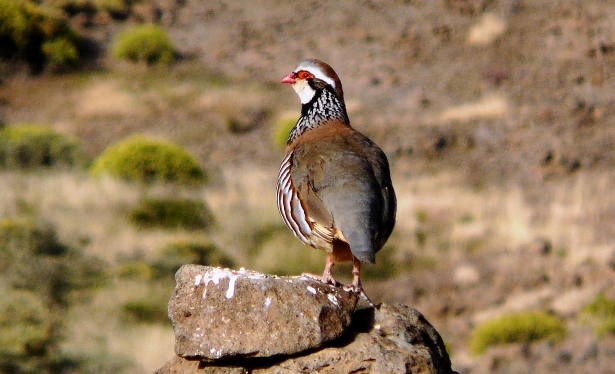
[0,218,107,307]
[151,240,235,279]
[271,113,298,148]
[0,218,67,259]
[111,23,176,65]
[116,258,155,280]
[162,240,234,267]
[0,218,108,372]
[42,36,79,66]
[583,293,615,336]
[129,197,213,230]
[0,0,82,70]
[122,299,169,324]
[92,0,129,15]
[0,124,83,169]
[469,311,566,354]
[91,135,205,184]
[583,293,615,317]
[0,287,54,374]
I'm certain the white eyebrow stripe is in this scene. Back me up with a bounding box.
[296,66,336,89]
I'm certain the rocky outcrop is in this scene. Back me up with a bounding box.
[168,265,358,360]
[156,265,456,374]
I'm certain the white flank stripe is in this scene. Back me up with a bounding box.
[291,191,312,236]
[283,191,306,241]
[277,151,312,243]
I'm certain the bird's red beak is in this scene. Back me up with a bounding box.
[281,72,296,84]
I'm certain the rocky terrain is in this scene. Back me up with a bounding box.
[156,265,454,373]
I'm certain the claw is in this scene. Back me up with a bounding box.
[310,255,375,306]
[348,257,375,307]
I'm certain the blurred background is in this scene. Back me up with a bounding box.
[1,0,614,373]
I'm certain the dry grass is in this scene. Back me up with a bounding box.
[390,165,615,264]
[63,280,174,373]
[438,94,508,122]
[75,79,148,117]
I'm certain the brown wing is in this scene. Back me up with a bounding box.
[289,123,396,263]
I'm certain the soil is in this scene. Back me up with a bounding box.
[1,0,615,373]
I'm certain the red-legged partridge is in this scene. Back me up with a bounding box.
[277,58,396,303]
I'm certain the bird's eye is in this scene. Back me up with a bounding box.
[297,71,313,80]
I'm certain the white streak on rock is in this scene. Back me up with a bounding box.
[307,286,317,294]
[196,268,239,299]
[264,297,272,308]
[226,274,238,299]
[327,294,339,306]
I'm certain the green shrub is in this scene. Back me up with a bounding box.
[42,35,79,66]
[583,293,615,336]
[150,240,235,279]
[0,0,82,69]
[594,317,615,336]
[469,311,566,355]
[51,349,135,374]
[0,218,107,307]
[0,287,53,365]
[122,299,169,324]
[45,0,128,15]
[271,113,297,148]
[0,1,29,52]
[42,0,89,9]
[0,124,83,169]
[112,23,176,64]
[0,218,108,372]
[116,258,155,280]
[583,293,615,317]
[91,135,205,184]
[92,0,129,15]
[0,217,67,259]
[129,197,213,230]
[163,240,234,267]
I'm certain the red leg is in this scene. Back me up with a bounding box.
[321,254,337,285]
[347,257,375,306]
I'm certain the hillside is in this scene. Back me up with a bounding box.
[1,0,615,373]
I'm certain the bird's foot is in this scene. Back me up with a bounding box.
[301,272,342,287]
[300,272,322,281]
[321,273,340,286]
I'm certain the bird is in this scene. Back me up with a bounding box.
[276,58,396,303]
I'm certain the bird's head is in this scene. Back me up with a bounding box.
[281,59,345,105]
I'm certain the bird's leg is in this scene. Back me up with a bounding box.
[344,257,375,307]
[301,254,340,286]
[321,254,339,286]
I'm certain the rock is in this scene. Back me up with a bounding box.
[157,303,456,374]
[168,265,358,361]
[159,265,456,373]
